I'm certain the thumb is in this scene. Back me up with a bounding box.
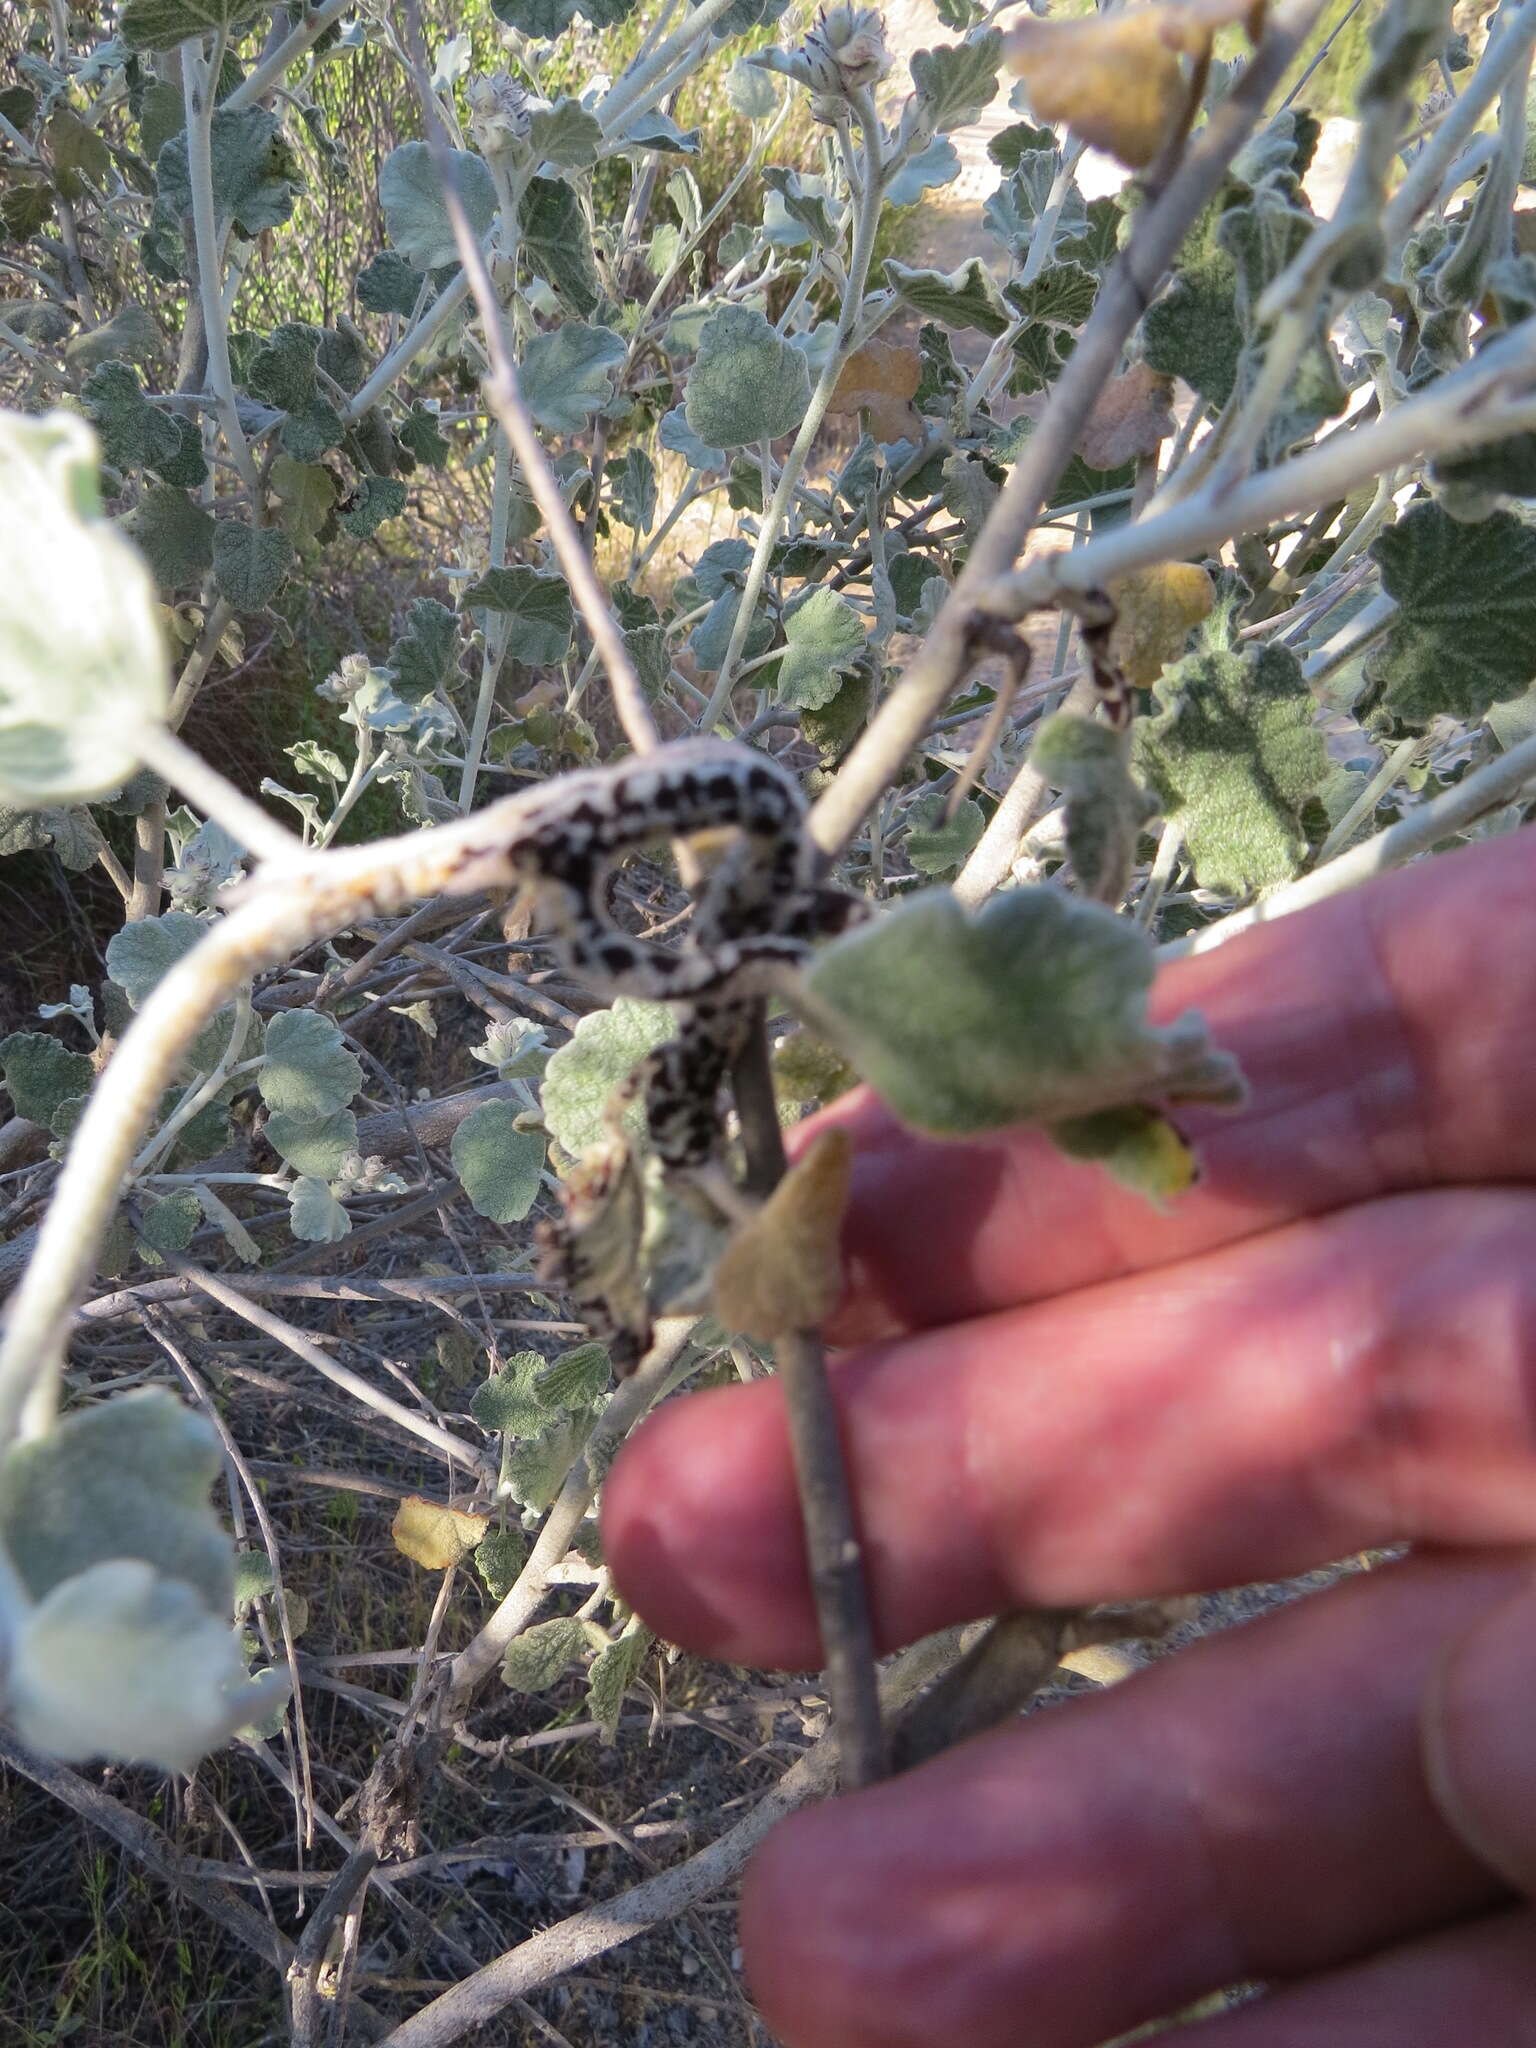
[1422,1557,1536,1898]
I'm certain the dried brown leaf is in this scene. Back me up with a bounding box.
[712,1129,853,1341]
[1006,12,1186,168]
[1078,363,1177,471]
[829,339,923,444]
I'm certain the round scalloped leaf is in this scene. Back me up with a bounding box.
[379,141,497,271]
[450,1100,547,1223]
[9,1559,288,1771]
[0,1388,232,1612]
[258,1010,362,1120]
[684,306,811,449]
[539,999,674,1159]
[0,410,167,805]
[1133,641,1329,896]
[1365,501,1536,725]
[796,886,1242,1139]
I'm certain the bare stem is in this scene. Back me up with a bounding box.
[730,1013,886,1792]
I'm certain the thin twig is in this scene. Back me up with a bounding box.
[729,1011,886,1789]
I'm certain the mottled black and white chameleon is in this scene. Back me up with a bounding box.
[494,739,862,1364]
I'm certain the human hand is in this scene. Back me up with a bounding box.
[602,826,1536,2047]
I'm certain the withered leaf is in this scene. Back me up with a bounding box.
[829,338,923,444]
[712,1129,853,1342]
[1107,561,1216,689]
[1077,362,1177,471]
[391,1495,490,1570]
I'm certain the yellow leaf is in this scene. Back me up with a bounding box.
[712,1129,853,1342]
[390,1494,490,1570]
[1005,11,1187,169]
[1106,561,1216,689]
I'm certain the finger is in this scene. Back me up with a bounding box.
[739,1555,1517,2048]
[1118,1911,1536,2048]
[802,828,1536,1344]
[605,1189,1536,1666]
[1422,1560,1536,1898]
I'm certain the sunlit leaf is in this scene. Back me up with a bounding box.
[391,1494,490,1570]
[797,886,1243,1137]
[451,1100,547,1223]
[685,306,811,449]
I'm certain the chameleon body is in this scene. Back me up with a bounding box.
[504,739,863,1367]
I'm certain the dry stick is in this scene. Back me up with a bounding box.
[400,8,659,759]
[807,0,1328,866]
[730,1013,887,1791]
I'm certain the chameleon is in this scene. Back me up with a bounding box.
[497,738,864,1366]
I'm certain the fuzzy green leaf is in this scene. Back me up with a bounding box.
[910,29,1002,132]
[259,1011,361,1120]
[797,887,1242,1138]
[212,519,293,611]
[451,1100,547,1223]
[1032,713,1150,903]
[264,1107,358,1178]
[470,1351,550,1436]
[540,997,673,1157]
[340,475,407,537]
[883,257,1010,337]
[1133,642,1328,896]
[461,566,574,665]
[157,108,301,236]
[0,805,106,872]
[269,457,335,544]
[1365,501,1536,724]
[1049,1104,1196,1202]
[905,793,985,875]
[521,321,627,436]
[685,305,811,449]
[138,1188,200,1255]
[0,1389,231,1612]
[81,362,206,484]
[288,1176,351,1242]
[120,0,263,52]
[0,1032,94,1126]
[587,1622,653,1740]
[474,1525,528,1599]
[357,250,422,316]
[521,176,603,317]
[387,597,458,701]
[500,1613,586,1693]
[379,141,497,271]
[105,909,209,1008]
[124,483,214,587]
[776,588,866,710]
[607,445,658,533]
[528,98,604,169]
[536,1342,612,1408]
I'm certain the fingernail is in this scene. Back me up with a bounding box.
[1422,1567,1536,1897]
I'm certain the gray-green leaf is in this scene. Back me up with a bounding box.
[521,322,627,435]
[259,1010,362,1120]
[684,306,811,449]
[461,566,574,665]
[1365,501,1536,725]
[540,998,673,1157]
[1133,642,1328,896]
[212,519,293,611]
[451,1100,547,1223]
[379,141,497,271]
[797,887,1243,1137]
[776,587,866,710]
